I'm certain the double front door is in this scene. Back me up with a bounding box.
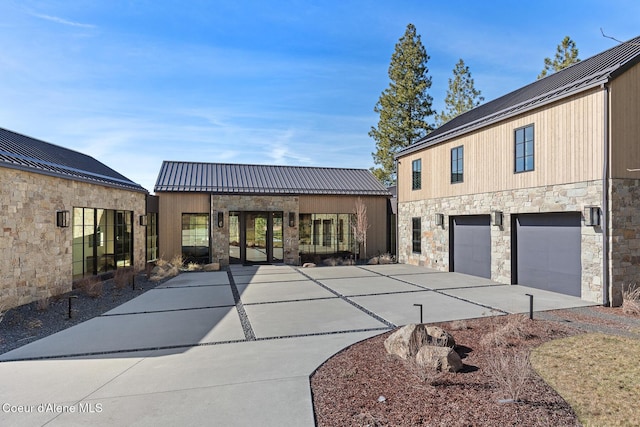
[229,211,283,264]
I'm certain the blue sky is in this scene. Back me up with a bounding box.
[1,1,639,192]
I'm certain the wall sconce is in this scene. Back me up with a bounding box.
[288,212,296,227]
[217,211,224,228]
[139,215,148,226]
[584,206,601,226]
[434,213,444,227]
[492,210,504,227]
[56,210,70,228]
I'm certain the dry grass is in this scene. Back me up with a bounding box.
[150,256,181,282]
[481,313,531,348]
[531,333,640,426]
[75,276,103,298]
[187,262,203,271]
[622,284,640,315]
[170,254,183,269]
[485,348,531,402]
[114,267,135,290]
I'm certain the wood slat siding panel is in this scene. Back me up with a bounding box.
[299,195,389,255]
[398,89,604,202]
[158,192,210,260]
[611,62,640,178]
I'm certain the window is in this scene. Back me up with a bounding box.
[299,213,356,258]
[451,146,463,183]
[72,208,133,278]
[515,125,534,173]
[412,159,422,190]
[412,217,421,253]
[181,213,210,263]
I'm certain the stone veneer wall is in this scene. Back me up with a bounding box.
[211,195,299,266]
[609,178,640,306]
[0,167,147,309]
[398,180,604,303]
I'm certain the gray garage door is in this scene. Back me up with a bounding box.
[515,212,581,296]
[451,215,491,278]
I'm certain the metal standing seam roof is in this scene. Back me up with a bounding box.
[0,127,146,192]
[154,161,391,196]
[397,35,640,157]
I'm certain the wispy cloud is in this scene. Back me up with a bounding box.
[30,12,95,29]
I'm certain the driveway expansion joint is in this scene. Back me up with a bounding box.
[227,270,256,340]
[295,268,396,328]
[101,305,236,317]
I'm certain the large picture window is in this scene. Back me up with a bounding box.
[412,159,422,190]
[412,217,421,253]
[299,213,356,259]
[515,125,534,173]
[451,146,463,183]
[72,208,133,278]
[182,213,210,263]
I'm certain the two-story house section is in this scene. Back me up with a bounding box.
[396,35,640,306]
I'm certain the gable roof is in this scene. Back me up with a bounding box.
[398,35,640,157]
[0,127,146,192]
[154,161,391,196]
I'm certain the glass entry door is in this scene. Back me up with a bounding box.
[245,212,268,263]
[229,211,283,264]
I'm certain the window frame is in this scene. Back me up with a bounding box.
[451,145,464,183]
[412,159,422,190]
[412,217,421,253]
[514,124,535,173]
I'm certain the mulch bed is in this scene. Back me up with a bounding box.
[311,315,584,427]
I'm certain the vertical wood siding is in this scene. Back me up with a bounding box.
[610,62,640,178]
[158,192,210,260]
[398,88,604,202]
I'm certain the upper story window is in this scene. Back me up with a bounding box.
[451,146,463,183]
[515,125,534,173]
[412,159,422,190]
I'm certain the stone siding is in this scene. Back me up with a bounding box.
[398,180,603,303]
[0,167,147,309]
[609,178,640,306]
[211,195,299,266]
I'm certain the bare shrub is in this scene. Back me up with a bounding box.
[351,197,369,260]
[485,348,531,402]
[76,276,103,298]
[114,267,135,290]
[36,295,50,311]
[27,318,43,329]
[403,357,444,386]
[622,284,640,316]
[481,314,531,348]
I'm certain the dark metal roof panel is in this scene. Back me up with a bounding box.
[398,35,640,157]
[0,127,146,192]
[154,161,391,196]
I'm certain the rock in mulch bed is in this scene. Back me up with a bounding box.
[311,315,582,427]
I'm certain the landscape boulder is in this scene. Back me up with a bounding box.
[425,326,456,348]
[203,263,220,272]
[384,324,430,359]
[302,263,316,268]
[415,345,463,373]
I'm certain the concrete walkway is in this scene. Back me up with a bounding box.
[0,264,593,426]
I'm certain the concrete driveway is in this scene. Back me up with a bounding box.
[0,264,593,426]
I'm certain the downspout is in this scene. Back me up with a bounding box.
[395,158,400,260]
[210,193,214,265]
[602,83,610,306]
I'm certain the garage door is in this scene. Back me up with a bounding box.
[515,212,581,296]
[451,215,491,278]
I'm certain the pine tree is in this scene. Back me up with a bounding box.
[436,59,484,127]
[369,23,434,186]
[538,36,581,79]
